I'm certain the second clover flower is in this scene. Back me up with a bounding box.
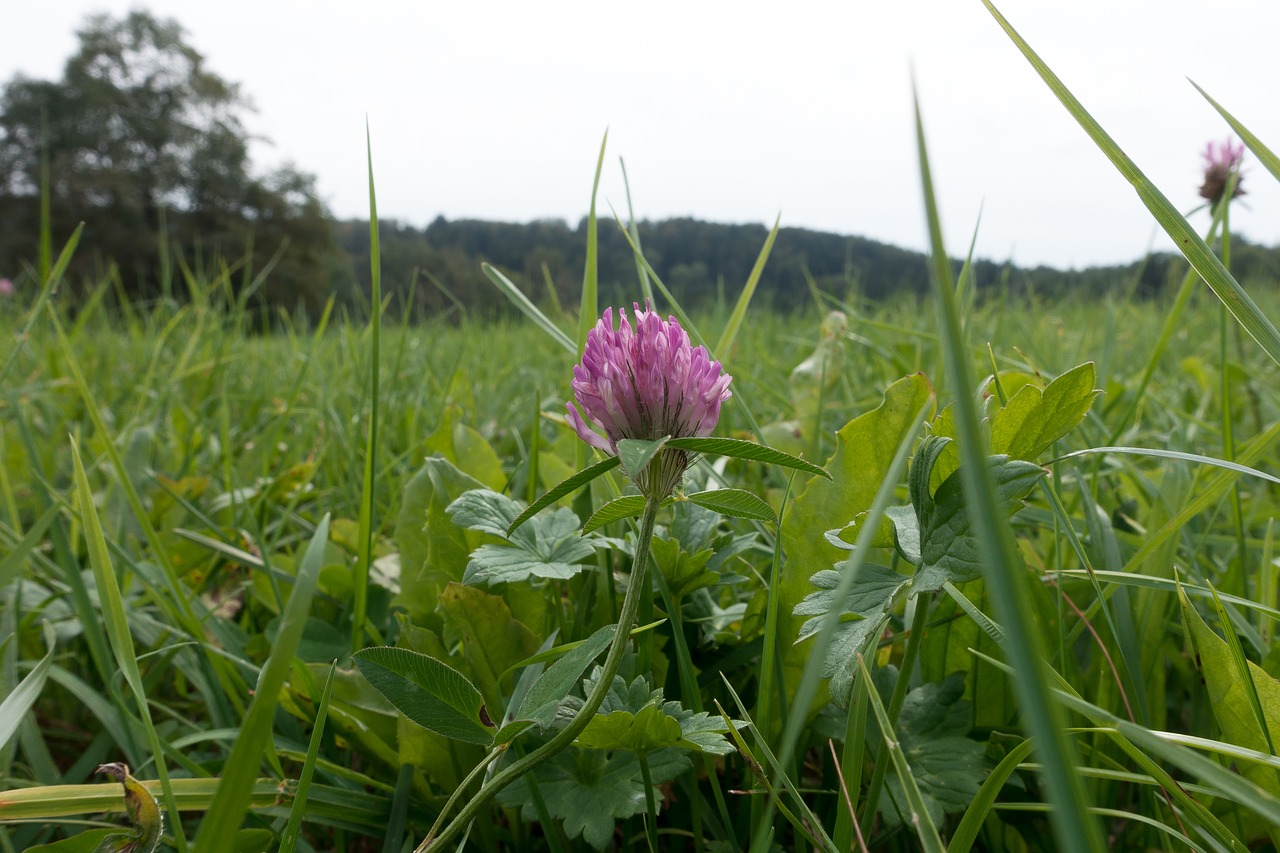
[566,303,732,499]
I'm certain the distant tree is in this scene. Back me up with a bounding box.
[0,10,340,311]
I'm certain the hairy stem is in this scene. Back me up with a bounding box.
[421,494,662,851]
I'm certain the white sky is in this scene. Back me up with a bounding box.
[6,1,1279,269]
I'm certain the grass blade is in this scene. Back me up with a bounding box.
[979,0,1280,368]
[914,81,1103,851]
[194,514,329,850]
[1191,81,1280,185]
[279,661,337,853]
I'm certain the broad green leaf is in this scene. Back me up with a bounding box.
[583,495,647,533]
[394,457,489,624]
[352,646,493,746]
[496,748,690,850]
[449,490,593,586]
[515,624,617,727]
[989,362,1098,461]
[872,671,988,829]
[686,488,775,523]
[666,435,830,479]
[1180,587,1280,800]
[438,582,540,713]
[792,562,910,703]
[899,437,1045,592]
[617,437,670,482]
[577,704,684,751]
[779,374,935,703]
[507,456,622,535]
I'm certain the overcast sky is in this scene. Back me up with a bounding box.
[6,1,1278,270]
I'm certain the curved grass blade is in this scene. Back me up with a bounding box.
[70,439,187,852]
[195,515,330,851]
[1051,445,1280,487]
[507,456,621,535]
[0,623,55,753]
[948,737,1035,853]
[1191,81,1280,185]
[980,0,1280,368]
[482,263,576,354]
[279,661,337,853]
[353,124,381,654]
[577,131,607,353]
[715,215,779,359]
[619,157,653,305]
[665,436,830,479]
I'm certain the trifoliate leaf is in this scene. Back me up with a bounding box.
[497,748,690,850]
[792,562,910,703]
[448,489,595,586]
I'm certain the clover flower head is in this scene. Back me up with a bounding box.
[566,303,732,497]
[0,278,13,298]
[1199,137,1246,203]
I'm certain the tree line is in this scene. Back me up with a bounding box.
[2,11,1276,321]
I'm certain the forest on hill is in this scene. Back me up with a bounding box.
[3,10,1278,319]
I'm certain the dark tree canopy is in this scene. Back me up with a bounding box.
[0,10,346,311]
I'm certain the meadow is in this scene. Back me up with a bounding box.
[5,7,1280,853]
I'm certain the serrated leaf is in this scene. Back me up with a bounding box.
[651,536,719,599]
[898,436,1045,592]
[780,374,935,704]
[497,748,690,850]
[792,562,911,703]
[583,495,647,534]
[686,488,776,522]
[665,435,831,478]
[450,490,594,586]
[507,455,622,535]
[872,671,988,829]
[352,646,493,746]
[515,624,617,727]
[617,437,670,481]
[990,362,1098,461]
[577,703,685,751]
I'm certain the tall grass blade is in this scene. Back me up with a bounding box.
[715,215,779,360]
[279,661,337,853]
[914,83,1102,851]
[1191,81,1280,185]
[979,0,1280,368]
[353,124,382,654]
[195,514,329,850]
[577,131,607,354]
[70,439,187,852]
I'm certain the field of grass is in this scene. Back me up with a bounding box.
[6,10,1280,851]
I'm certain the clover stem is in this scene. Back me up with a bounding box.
[421,494,662,851]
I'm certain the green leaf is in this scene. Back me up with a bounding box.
[352,646,494,746]
[779,374,935,703]
[650,537,719,600]
[496,748,690,850]
[792,562,911,703]
[686,488,776,523]
[872,671,988,829]
[515,624,617,727]
[449,490,594,586]
[25,830,119,852]
[577,704,684,751]
[0,623,55,753]
[1180,587,1280,800]
[570,671,741,754]
[898,436,1045,592]
[438,582,540,714]
[989,362,1098,461]
[666,435,830,479]
[393,457,490,624]
[482,262,576,354]
[583,496,647,534]
[507,456,622,536]
[617,437,670,482]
